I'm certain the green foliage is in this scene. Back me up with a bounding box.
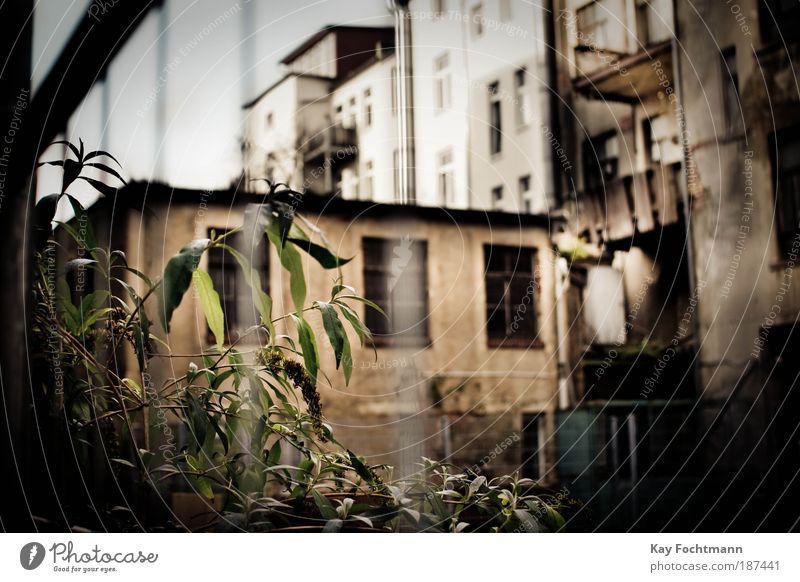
[158,238,208,331]
[30,142,580,533]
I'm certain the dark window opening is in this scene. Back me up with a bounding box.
[206,229,269,343]
[771,126,800,257]
[362,237,429,346]
[489,81,502,155]
[721,47,743,135]
[521,413,541,479]
[583,131,619,192]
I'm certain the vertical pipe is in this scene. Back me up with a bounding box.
[391,0,415,204]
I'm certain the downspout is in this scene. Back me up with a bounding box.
[390,0,416,204]
[669,0,704,397]
[555,253,573,410]
[544,0,564,207]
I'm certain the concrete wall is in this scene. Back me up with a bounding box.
[676,0,800,472]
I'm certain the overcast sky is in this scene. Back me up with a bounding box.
[32,0,394,200]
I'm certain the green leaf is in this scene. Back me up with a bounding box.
[110,458,137,469]
[336,301,372,346]
[64,194,98,252]
[158,239,209,331]
[192,268,225,350]
[312,490,338,520]
[84,162,127,185]
[77,176,119,198]
[287,237,352,269]
[52,139,81,160]
[266,441,281,466]
[189,474,214,500]
[267,226,305,311]
[316,301,345,369]
[286,224,352,269]
[291,314,319,383]
[84,149,122,167]
[63,258,97,275]
[341,328,352,385]
[347,450,377,487]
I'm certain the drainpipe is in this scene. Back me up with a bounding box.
[554,254,574,409]
[544,0,564,208]
[669,0,704,398]
[389,0,416,204]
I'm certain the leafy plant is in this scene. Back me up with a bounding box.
[30,140,580,532]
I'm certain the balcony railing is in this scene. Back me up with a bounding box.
[570,0,674,101]
[302,124,357,163]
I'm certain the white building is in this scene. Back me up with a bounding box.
[244,4,557,215]
[409,0,556,213]
[243,26,395,197]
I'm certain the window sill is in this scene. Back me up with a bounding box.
[370,336,433,349]
[488,338,544,350]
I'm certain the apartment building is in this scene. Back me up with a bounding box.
[409,0,556,212]
[98,182,562,520]
[245,3,559,215]
[672,0,800,529]
[548,0,698,529]
[242,26,395,197]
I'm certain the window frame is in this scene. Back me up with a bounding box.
[483,244,541,348]
[205,228,270,344]
[362,237,431,347]
[488,81,502,156]
[771,125,800,258]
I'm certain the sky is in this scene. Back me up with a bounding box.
[32,0,394,202]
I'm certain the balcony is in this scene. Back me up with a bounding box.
[586,164,682,244]
[573,40,672,103]
[569,0,674,102]
[302,124,357,165]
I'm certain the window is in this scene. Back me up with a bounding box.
[434,52,452,111]
[491,185,503,208]
[391,66,397,115]
[499,0,512,22]
[489,81,502,155]
[432,0,445,17]
[471,4,484,38]
[772,126,800,257]
[348,96,357,127]
[521,413,541,479]
[363,160,374,199]
[437,148,454,205]
[265,112,274,129]
[363,88,373,127]
[519,174,531,212]
[206,229,269,342]
[362,237,429,345]
[576,1,610,50]
[760,0,800,45]
[484,245,538,346]
[514,67,532,128]
[583,131,619,191]
[721,47,743,135]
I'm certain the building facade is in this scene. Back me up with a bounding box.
[107,182,562,522]
[672,0,800,529]
[548,0,699,529]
